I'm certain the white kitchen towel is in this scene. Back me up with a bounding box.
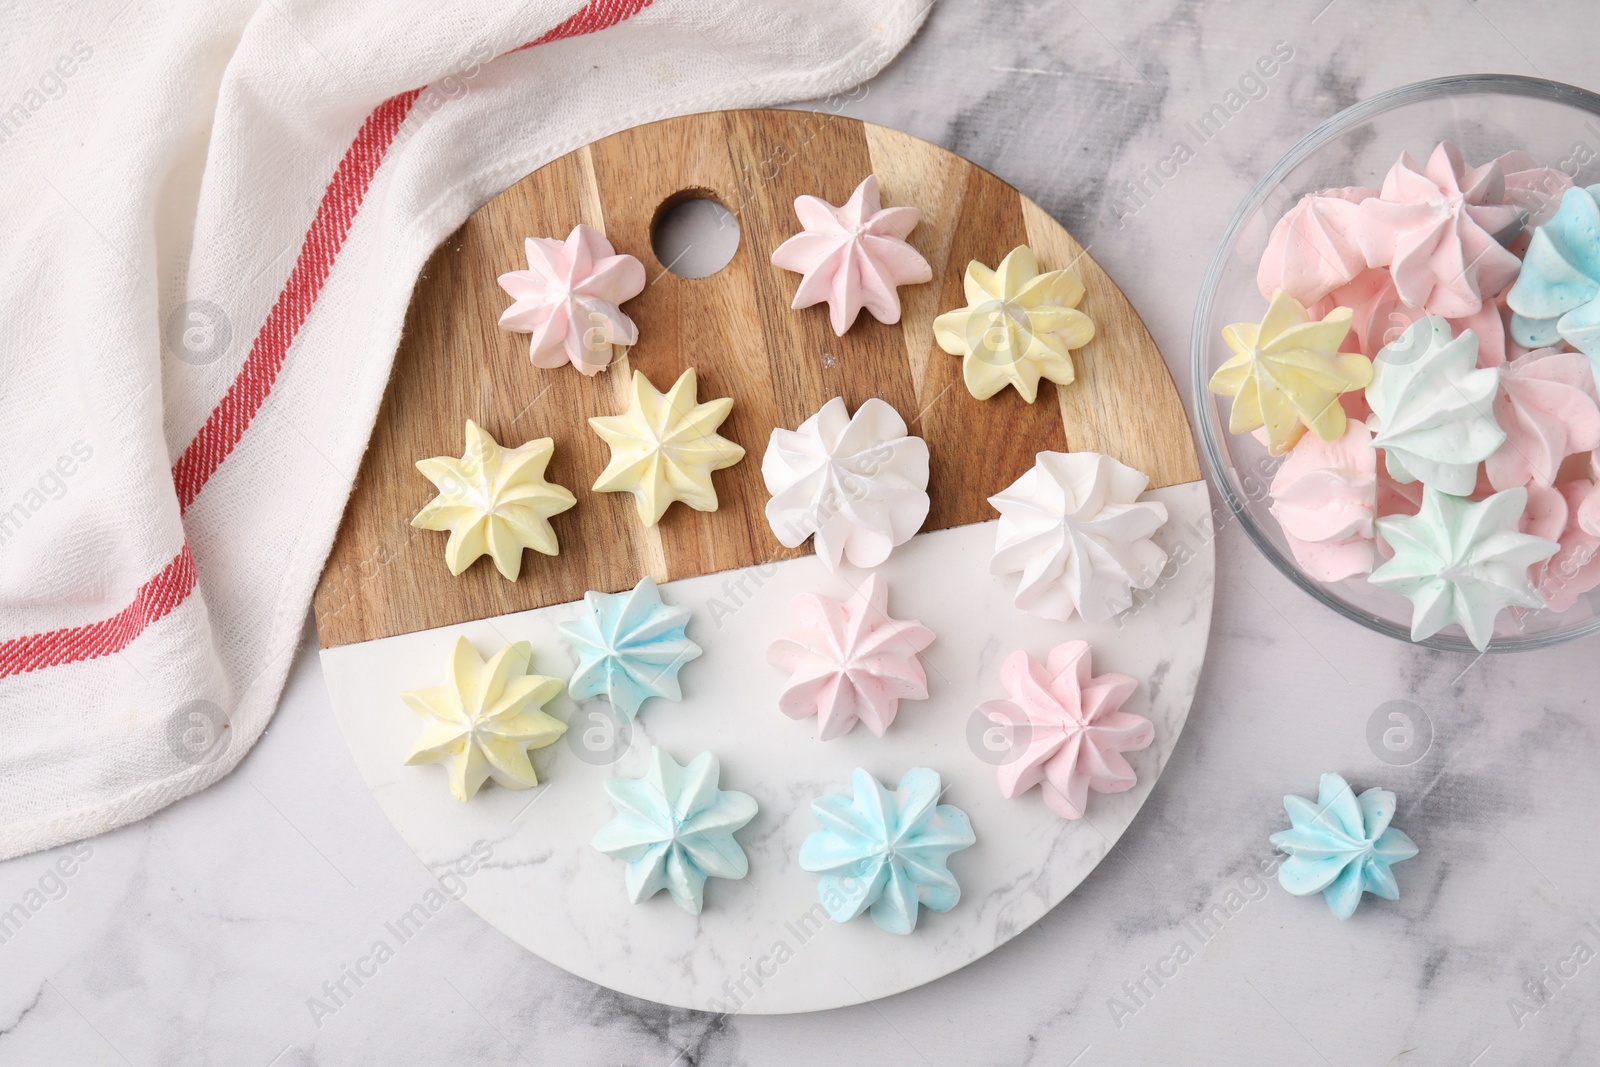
[0,0,930,860]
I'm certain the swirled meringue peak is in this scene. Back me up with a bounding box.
[932,245,1095,403]
[1312,266,1508,365]
[497,224,646,376]
[980,640,1151,820]
[557,577,702,721]
[1270,773,1418,920]
[770,175,933,336]
[798,767,975,935]
[1269,421,1379,581]
[761,397,929,569]
[400,637,567,802]
[589,369,745,526]
[1210,290,1372,455]
[592,747,757,915]
[767,573,934,740]
[1506,185,1600,357]
[1371,486,1558,649]
[1521,480,1600,613]
[989,451,1169,622]
[411,420,577,581]
[1355,142,1524,317]
[1486,347,1600,490]
[1257,186,1375,305]
[1365,318,1504,496]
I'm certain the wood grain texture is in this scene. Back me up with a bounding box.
[314,109,1200,648]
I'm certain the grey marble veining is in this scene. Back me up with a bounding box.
[4,0,1600,1063]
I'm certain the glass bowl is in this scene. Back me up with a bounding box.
[1192,74,1600,653]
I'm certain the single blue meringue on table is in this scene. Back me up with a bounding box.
[798,767,975,935]
[557,577,701,720]
[592,747,758,915]
[1370,486,1557,651]
[1270,773,1418,920]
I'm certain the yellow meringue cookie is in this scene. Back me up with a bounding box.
[932,245,1096,403]
[400,636,567,802]
[590,368,746,526]
[411,420,577,581]
[1210,289,1371,455]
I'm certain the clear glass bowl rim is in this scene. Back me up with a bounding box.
[1190,73,1600,654]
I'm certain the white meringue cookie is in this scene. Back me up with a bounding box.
[761,397,930,570]
[988,451,1169,622]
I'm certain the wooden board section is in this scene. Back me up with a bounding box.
[314,109,1200,648]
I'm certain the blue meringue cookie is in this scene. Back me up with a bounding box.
[799,767,976,935]
[592,747,757,914]
[557,577,701,720]
[1270,773,1419,920]
[1506,184,1600,358]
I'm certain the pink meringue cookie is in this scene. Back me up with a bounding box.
[1520,480,1600,612]
[1354,142,1524,318]
[1486,348,1600,490]
[770,174,933,336]
[766,574,934,740]
[1497,150,1575,229]
[1269,421,1379,580]
[1257,187,1376,306]
[1312,267,1507,365]
[497,224,646,376]
[980,641,1151,821]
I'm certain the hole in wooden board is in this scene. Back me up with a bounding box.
[650,193,740,279]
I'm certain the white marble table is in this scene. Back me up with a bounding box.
[5,1,1600,1062]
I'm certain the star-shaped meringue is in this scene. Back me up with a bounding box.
[1485,347,1600,491]
[798,767,975,935]
[592,747,758,914]
[979,640,1151,820]
[769,174,932,336]
[988,450,1169,622]
[557,577,701,721]
[1270,773,1418,920]
[933,245,1096,403]
[411,420,577,581]
[767,573,935,740]
[761,396,929,570]
[589,369,746,526]
[1371,486,1558,649]
[1209,290,1373,455]
[399,636,567,801]
[497,224,646,376]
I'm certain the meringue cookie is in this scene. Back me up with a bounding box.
[1506,185,1600,358]
[590,368,746,526]
[988,450,1169,622]
[932,246,1095,403]
[767,573,934,740]
[1521,480,1600,613]
[592,747,757,915]
[1270,773,1418,920]
[557,577,702,721]
[497,224,646,376]
[1365,318,1504,496]
[1486,347,1600,490]
[1269,421,1379,581]
[1313,266,1508,365]
[1210,290,1372,455]
[1371,486,1558,649]
[1497,150,1574,229]
[761,397,929,570]
[980,640,1151,820]
[1355,142,1524,317]
[1257,186,1375,306]
[798,767,975,935]
[770,175,933,336]
[411,420,577,581]
[399,637,567,801]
